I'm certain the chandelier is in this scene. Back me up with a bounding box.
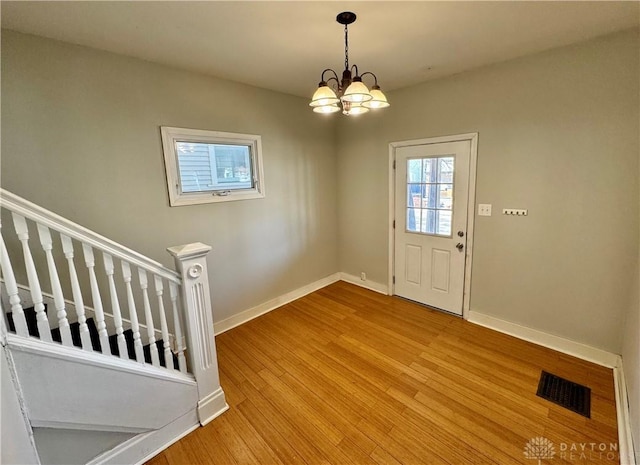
[309,11,390,116]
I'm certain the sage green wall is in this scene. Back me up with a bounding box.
[337,29,639,354]
[1,30,339,325]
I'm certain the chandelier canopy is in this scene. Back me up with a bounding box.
[309,12,390,116]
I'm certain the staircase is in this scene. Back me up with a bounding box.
[0,190,228,465]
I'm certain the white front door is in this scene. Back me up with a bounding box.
[393,139,472,315]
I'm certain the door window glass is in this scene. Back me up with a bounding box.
[406,156,454,236]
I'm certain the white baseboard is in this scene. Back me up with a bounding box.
[197,387,229,426]
[339,273,389,295]
[467,310,619,368]
[87,409,199,465]
[614,358,637,465]
[213,273,341,335]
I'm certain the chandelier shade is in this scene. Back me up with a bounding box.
[313,104,341,114]
[309,12,390,116]
[362,86,390,109]
[342,79,373,103]
[310,84,340,107]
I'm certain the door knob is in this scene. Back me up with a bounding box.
[456,243,464,251]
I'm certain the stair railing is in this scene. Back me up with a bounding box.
[1,189,226,423]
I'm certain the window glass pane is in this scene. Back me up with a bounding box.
[423,209,437,234]
[175,142,214,193]
[424,184,438,209]
[404,155,455,236]
[407,184,422,208]
[407,208,421,232]
[438,157,454,183]
[407,159,422,183]
[175,142,253,193]
[437,210,452,236]
[212,145,252,188]
[438,184,453,210]
[423,158,437,183]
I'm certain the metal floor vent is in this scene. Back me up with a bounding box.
[536,371,591,418]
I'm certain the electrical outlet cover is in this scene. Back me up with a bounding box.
[478,204,492,216]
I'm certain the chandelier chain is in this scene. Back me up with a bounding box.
[344,23,349,71]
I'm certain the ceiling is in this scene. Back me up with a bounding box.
[2,1,638,99]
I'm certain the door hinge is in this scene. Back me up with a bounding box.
[393,160,396,169]
[393,276,396,284]
[393,220,396,229]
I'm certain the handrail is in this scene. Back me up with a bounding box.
[0,189,181,284]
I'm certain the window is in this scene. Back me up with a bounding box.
[406,156,454,236]
[161,127,265,206]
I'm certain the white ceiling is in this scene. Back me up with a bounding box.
[2,1,639,99]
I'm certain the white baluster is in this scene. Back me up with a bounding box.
[154,275,173,369]
[121,262,144,363]
[37,224,72,346]
[103,253,127,359]
[82,243,109,352]
[0,223,28,337]
[0,299,7,341]
[60,234,92,351]
[11,213,51,341]
[169,281,187,373]
[138,268,159,367]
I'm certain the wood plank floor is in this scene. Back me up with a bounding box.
[147,281,620,465]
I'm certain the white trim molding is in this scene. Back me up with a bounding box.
[1,343,41,465]
[615,357,637,465]
[213,273,390,335]
[467,310,619,368]
[87,409,199,465]
[213,273,341,335]
[196,387,229,426]
[339,273,388,295]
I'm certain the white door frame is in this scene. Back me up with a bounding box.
[388,133,478,319]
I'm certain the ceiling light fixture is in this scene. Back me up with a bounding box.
[309,11,390,116]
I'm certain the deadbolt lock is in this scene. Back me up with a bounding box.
[457,231,464,237]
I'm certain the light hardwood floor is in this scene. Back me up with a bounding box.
[147,281,619,465]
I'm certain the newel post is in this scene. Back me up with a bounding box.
[167,242,228,426]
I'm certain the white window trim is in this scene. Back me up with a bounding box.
[161,126,265,206]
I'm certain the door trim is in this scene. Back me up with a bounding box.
[388,133,478,319]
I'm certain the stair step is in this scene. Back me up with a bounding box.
[107,328,179,370]
[7,305,47,338]
[7,308,178,369]
[108,328,137,360]
[50,317,101,352]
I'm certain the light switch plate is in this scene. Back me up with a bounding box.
[478,204,492,216]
